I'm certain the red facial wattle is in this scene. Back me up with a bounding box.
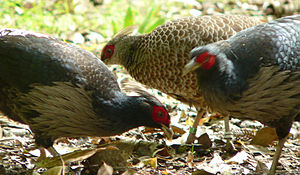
[152,106,170,125]
[195,51,216,70]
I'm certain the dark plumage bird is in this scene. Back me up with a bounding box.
[183,15,300,174]
[0,29,172,150]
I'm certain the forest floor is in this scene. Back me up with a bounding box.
[1,0,299,174]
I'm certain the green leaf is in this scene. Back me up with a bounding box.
[123,6,134,28]
[145,18,166,33]
[138,7,154,33]
[112,20,118,35]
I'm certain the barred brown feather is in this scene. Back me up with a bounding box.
[101,15,263,109]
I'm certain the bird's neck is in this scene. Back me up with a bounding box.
[197,52,256,101]
[97,92,154,131]
[119,35,147,72]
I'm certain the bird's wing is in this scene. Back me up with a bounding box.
[228,15,300,71]
[0,28,120,96]
[0,29,120,124]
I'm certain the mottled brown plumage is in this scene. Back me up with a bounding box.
[101,15,263,110]
[101,15,263,143]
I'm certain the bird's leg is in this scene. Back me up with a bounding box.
[186,109,205,144]
[38,147,47,161]
[268,135,288,175]
[48,146,60,157]
[224,115,235,152]
[224,115,231,137]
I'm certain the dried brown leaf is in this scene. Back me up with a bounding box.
[197,133,212,148]
[154,147,170,157]
[97,162,113,175]
[250,127,278,147]
[171,125,185,135]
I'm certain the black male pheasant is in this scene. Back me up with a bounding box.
[0,29,172,150]
[101,15,263,142]
[184,15,300,175]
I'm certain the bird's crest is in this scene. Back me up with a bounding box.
[113,25,139,39]
[121,78,162,106]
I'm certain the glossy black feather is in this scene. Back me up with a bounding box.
[0,29,168,147]
[190,15,300,139]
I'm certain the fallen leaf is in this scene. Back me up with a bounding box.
[181,110,187,119]
[161,169,173,175]
[194,154,225,174]
[209,153,224,167]
[171,125,185,135]
[225,151,249,164]
[141,157,157,169]
[88,141,135,167]
[199,114,221,126]
[246,144,271,156]
[186,151,194,168]
[203,153,231,173]
[197,133,212,148]
[250,127,278,147]
[42,166,63,175]
[198,116,210,126]
[154,147,170,157]
[185,117,194,127]
[97,162,113,175]
[122,169,138,175]
[36,146,118,168]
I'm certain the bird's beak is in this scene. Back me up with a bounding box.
[182,58,202,76]
[161,124,173,140]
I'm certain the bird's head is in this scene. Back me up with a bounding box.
[101,25,139,65]
[147,99,173,139]
[183,41,231,76]
[122,85,173,139]
[183,47,218,75]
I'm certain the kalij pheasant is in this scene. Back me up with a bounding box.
[184,15,300,175]
[0,29,173,150]
[101,15,263,142]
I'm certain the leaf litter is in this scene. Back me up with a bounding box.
[1,65,299,174]
[0,0,299,174]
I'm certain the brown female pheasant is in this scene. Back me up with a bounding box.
[101,15,263,142]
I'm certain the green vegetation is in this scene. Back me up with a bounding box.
[0,0,194,40]
[1,0,270,53]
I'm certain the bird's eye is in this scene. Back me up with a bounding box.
[102,44,115,59]
[158,111,163,118]
[106,48,111,54]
